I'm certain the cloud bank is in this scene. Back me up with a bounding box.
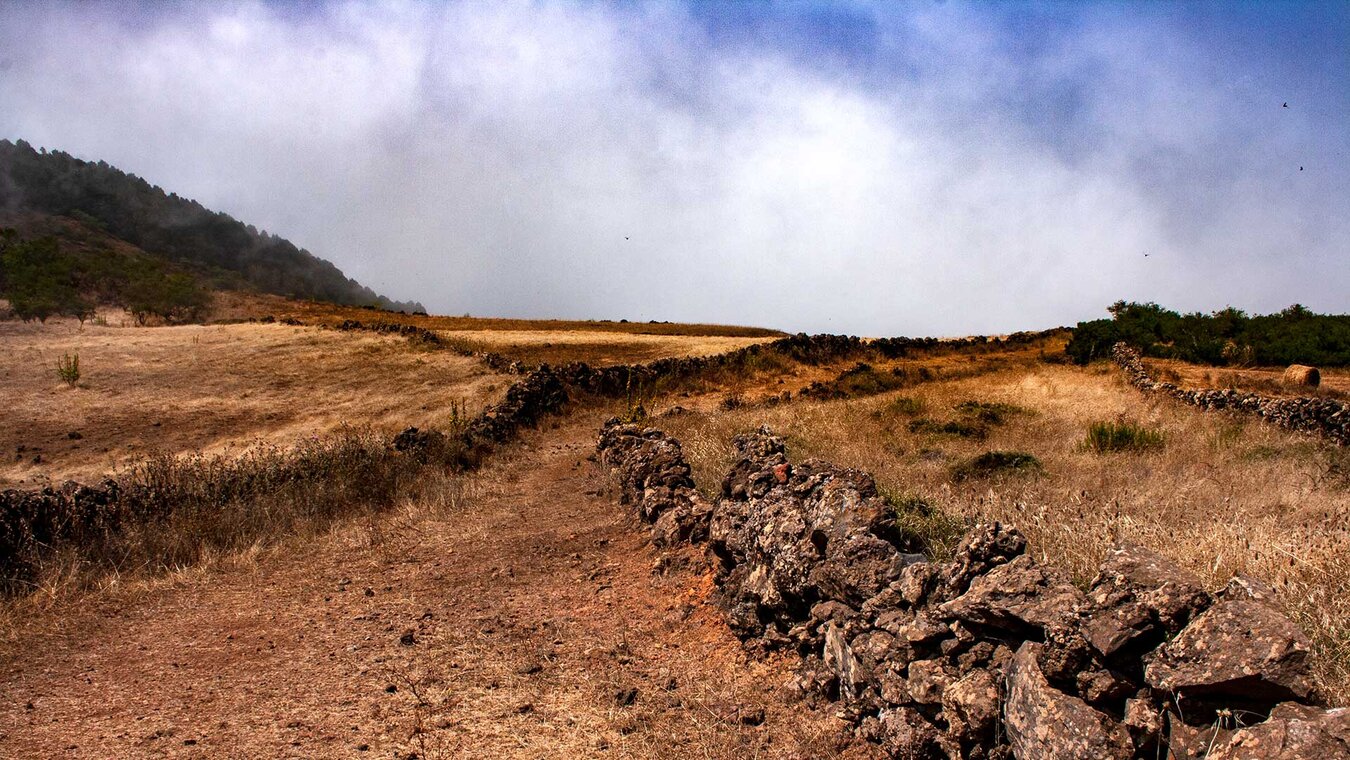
[1,1,1346,334]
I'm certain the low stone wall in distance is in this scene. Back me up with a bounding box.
[1113,342,1348,446]
[597,421,1349,759]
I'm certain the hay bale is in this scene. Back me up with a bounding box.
[1282,365,1320,388]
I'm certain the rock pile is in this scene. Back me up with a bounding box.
[595,423,710,546]
[597,421,1350,759]
[1113,343,1349,446]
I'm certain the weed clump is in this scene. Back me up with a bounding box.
[908,418,987,439]
[883,491,968,561]
[951,451,1043,482]
[1084,421,1165,453]
[953,400,1028,425]
[55,352,80,386]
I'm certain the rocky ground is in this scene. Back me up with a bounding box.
[598,421,1350,759]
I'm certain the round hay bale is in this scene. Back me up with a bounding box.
[1282,364,1320,388]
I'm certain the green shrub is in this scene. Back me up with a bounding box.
[954,400,1028,425]
[951,451,1043,481]
[55,352,80,386]
[1084,421,1165,453]
[909,418,987,439]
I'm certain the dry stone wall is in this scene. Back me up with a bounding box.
[597,421,1350,759]
[1113,342,1349,445]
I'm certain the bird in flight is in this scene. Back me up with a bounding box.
[1283,102,1289,108]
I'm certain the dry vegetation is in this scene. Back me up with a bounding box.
[0,316,507,486]
[657,357,1350,703]
[1144,356,1350,399]
[2,307,1348,754]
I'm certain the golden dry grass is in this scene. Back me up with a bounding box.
[0,317,508,487]
[658,360,1350,703]
[1145,356,1350,399]
[436,328,770,366]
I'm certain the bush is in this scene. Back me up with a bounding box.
[1084,421,1165,453]
[951,451,1043,481]
[909,418,987,439]
[55,352,80,386]
[953,400,1028,425]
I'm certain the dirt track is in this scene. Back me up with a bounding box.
[0,412,864,759]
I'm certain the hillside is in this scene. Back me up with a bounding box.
[0,139,421,312]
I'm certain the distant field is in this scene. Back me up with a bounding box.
[0,317,508,487]
[210,291,785,337]
[1143,356,1349,399]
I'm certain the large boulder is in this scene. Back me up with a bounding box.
[1004,643,1132,760]
[940,554,1085,637]
[1083,545,1211,658]
[1145,599,1314,704]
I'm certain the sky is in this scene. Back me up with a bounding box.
[1,1,1346,335]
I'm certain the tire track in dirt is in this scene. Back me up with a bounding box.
[0,412,866,759]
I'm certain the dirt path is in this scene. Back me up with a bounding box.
[0,411,865,759]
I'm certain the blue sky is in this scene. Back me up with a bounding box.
[1,1,1346,334]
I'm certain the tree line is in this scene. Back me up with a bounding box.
[1066,301,1350,367]
[0,229,209,324]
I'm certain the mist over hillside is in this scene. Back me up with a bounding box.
[0,139,422,312]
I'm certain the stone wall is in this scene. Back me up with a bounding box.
[1113,342,1349,446]
[597,421,1349,759]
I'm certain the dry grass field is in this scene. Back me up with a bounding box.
[209,291,780,366]
[1143,356,1350,399]
[657,358,1350,704]
[0,316,508,487]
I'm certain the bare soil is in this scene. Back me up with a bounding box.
[0,412,866,759]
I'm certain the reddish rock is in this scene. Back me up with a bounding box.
[943,669,1000,744]
[875,706,942,759]
[940,554,1084,635]
[1083,545,1211,658]
[1004,644,1132,760]
[1145,599,1314,703]
[939,522,1027,600]
[905,658,953,705]
[1206,702,1350,759]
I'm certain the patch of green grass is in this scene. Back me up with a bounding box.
[908,417,988,439]
[1084,421,1165,453]
[878,489,969,561]
[953,400,1030,425]
[951,450,1044,482]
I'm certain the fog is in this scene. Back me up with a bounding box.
[1,1,1346,334]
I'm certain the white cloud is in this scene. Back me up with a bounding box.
[1,1,1344,334]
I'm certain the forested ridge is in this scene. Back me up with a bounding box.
[0,138,422,315]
